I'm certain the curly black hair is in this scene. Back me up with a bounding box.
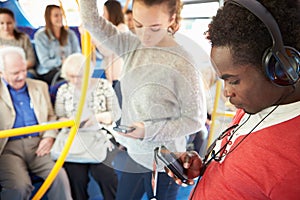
[207,0,300,67]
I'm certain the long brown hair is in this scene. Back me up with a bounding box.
[104,0,125,26]
[0,8,24,40]
[133,0,183,34]
[44,5,68,46]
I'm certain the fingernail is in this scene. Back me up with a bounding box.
[184,163,189,168]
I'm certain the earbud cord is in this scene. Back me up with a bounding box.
[225,103,279,156]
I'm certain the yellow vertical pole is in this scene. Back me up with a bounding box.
[59,0,68,27]
[123,0,131,13]
[32,21,92,200]
[206,80,222,148]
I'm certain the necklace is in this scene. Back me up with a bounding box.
[190,104,281,200]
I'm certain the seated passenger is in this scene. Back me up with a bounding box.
[0,46,72,200]
[34,5,81,86]
[55,53,120,200]
[0,8,36,78]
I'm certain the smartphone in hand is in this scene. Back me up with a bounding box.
[79,120,88,128]
[156,145,189,184]
[113,125,136,133]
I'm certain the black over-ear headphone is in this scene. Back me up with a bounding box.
[228,0,300,86]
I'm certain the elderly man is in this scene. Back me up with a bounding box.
[0,46,72,200]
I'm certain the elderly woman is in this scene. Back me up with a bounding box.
[54,53,120,200]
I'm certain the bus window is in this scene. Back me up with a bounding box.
[179,1,220,53]
[19,0,81,27]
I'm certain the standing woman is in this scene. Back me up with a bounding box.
[96,0,129,87]
[34,5,81,85]
[0,8,36,77]
[80,0,207,199]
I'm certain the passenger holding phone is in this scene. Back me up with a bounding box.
[80,0,207,199]
[167,0,300,199]
[54,53,121,200]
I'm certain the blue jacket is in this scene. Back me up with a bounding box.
[34,27,81,75]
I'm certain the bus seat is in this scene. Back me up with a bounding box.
[0,174,47,200]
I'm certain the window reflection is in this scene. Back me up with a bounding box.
[19,0,80,27]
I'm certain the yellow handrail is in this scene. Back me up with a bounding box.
[0,121,75,138]
[207,80,222,148]
[58,0,68,28]
[32,30,92,200]
[0,2,92,199]
[215,111,236,118]
[123,0,131,13]
[207,80,235,148]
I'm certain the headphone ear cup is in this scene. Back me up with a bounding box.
[287,46,300,73]
[263,47,300,86]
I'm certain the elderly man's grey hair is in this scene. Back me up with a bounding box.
[0,46,26,72]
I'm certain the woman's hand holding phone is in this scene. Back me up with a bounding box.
[113,122,145,139]
[113,125,136,133]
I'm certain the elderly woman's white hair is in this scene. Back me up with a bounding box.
[0,46,26,72]
[60,53,87,81]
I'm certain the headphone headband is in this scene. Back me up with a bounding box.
[228,0,284,52]
[226,0,300,85]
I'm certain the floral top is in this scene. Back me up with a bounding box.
[55,79,120,121]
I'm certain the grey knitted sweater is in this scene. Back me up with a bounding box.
[80,0,207,170]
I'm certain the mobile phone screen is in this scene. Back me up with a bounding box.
[113,125,135,133]
[79,120,88,128]
[157,146,188,183]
